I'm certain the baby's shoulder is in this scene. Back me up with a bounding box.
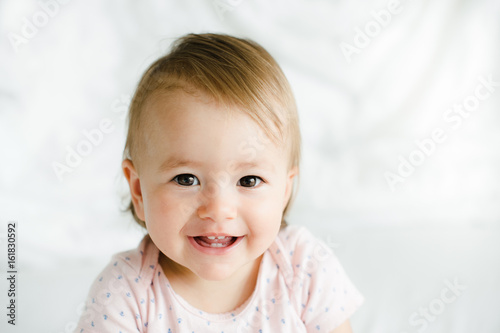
[94,234,158,287]
[76,235,159,331]
[272,225,337,290]
[277,225,332,259]
[271,226,365,331]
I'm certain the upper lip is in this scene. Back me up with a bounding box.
[190,233,240,238]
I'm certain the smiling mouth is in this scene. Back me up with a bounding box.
[193,236,238,248]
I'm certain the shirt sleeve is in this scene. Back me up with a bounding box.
[74,253,147,333]
[289,227,364,332]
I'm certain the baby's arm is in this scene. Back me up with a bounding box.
[330,319,353,333]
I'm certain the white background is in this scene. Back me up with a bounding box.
[1,0,499,332]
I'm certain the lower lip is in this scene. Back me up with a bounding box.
[188,236,244,255]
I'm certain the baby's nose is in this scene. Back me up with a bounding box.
[197,182,237,222]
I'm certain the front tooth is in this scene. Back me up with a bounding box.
[210,243,223,248]
[207,236,216,240]
[217,236,225,239]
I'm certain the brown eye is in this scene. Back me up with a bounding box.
[173,174,199,186]
[238,176,262,188]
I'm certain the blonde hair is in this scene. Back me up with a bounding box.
[123,33,301,229]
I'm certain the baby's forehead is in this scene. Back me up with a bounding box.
[143,88,227,120]
[135,86,291,166]
[143,88,278,138]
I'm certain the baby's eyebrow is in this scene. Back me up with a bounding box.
[158,158,274,172]
[159,158,201,171]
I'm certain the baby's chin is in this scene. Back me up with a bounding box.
[159,251,252,281]
[192,259,257,282]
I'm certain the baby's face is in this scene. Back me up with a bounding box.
[124,89,297,282]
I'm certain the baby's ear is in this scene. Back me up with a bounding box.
[122,159,146,221]
[283,166,298,209]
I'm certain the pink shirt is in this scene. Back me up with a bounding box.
[76,226,364,332]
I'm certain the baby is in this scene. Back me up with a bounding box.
[76,33,364,333]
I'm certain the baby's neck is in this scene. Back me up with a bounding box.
[159,253,262,314]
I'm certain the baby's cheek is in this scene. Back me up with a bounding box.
[168,195,200,220]
[145,196,184,237]
[244,201,282,238]
[164,191,207,225]
[251,193,283,219]
[143,190,178,223]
